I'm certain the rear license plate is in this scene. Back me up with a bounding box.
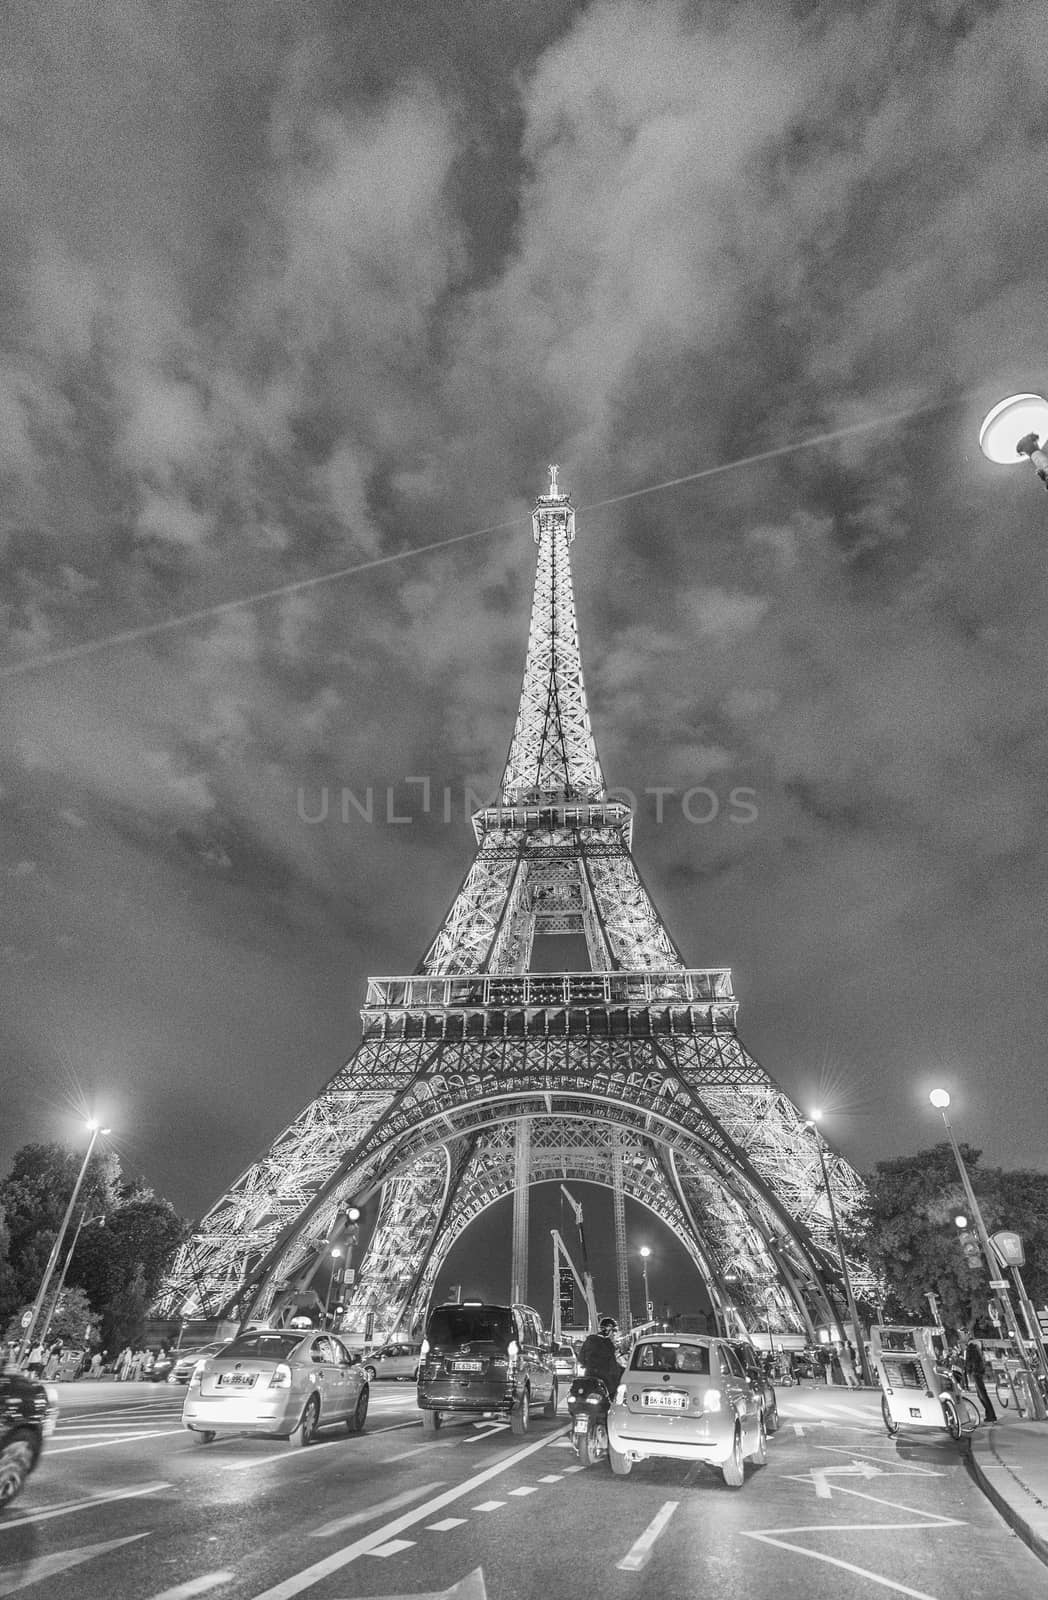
[218,1372,256,1388]
[643,1390,687,1410]
[574,1416,589,1433]
[453,1360,483,1372]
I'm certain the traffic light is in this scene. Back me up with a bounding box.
[955,1214,982,1272]
[345,1205,361,1249]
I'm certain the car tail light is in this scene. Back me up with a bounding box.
[268,1364,292,1389]
[703,1387,722,1412]
[507,1339,519,1372]
[420,1338,430,1358]
[614,1383,626,1404]
[188,1363,205,1390]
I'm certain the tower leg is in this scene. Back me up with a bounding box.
[613,1143,630,1329]
[511,1120,531,1303]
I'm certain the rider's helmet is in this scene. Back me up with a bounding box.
[598,1316,618,1338]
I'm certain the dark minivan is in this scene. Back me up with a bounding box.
[417,1301,558,1434]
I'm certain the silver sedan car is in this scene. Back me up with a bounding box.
[182,1328,369,1446]
[607,1334,767,1487]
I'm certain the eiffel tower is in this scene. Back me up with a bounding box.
[156,468,872,1343]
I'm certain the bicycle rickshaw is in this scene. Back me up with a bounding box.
[871,1324,981,1440]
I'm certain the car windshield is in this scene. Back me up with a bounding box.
[220,1332,304,1363]
[631,1341,711,1375]
[426,1305,513,1346]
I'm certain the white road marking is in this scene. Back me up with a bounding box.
[0,1534,150,1595]
[0,1481,171,1531]
[471,1501,504,1511]
[146,1574,237,1600]
[462,1423,509,1442]
[426,1518,467,1531]
[615,1500,680,1572]
[536,1474,563,1483]
[368,1539,416,1558]
[810,1461,884,1498]
[313,1484,447,1537]
[507,1486,537,1496]
[245,1428,566,1599]
[48,1428,185,1455]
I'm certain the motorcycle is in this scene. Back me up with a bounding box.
[566,1374,612,1467]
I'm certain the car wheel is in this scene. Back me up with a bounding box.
[765,1395,780,1434]
[749,1415,768,1466]
[289,1394,320,1447]
[881,1393,900,1437]
[346,1385,369,1434]
[609,1440,632,1476]
[192,1430,217,1445]
[510,1387,530,1435]
[722,1426,745,1488]
[942,1396,961,1442]
[364,1365,377,1383]
[542,1377,558,1418]
[421,1408,442,1432]
[0,1437,35,1508]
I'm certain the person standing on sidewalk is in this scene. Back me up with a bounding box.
[964,1331,996,1422]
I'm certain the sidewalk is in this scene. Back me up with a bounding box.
[967,1411,1048,1567]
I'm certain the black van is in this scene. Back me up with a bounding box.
[417,1301,558,1434]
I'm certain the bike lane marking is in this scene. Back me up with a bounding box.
[244,1429,568,1600]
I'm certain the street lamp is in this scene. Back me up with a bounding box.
[17,1119,110,1365]
[979,392,1048,488]
[323,1247,343,1328]
[929,1088,1046,1418]
[802,1111,874,1386]
[37,1207,106,1349]
[639,1247,653,1322]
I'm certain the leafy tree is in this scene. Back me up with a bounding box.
[3,1285,100,1350]
[104,1265,150,1352]
[0,1143,120,1322]
[72,1194,187,1347]
[862,1143,1048,1333]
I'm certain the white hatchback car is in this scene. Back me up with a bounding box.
[607,1334,767,1487]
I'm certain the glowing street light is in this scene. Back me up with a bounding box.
[801,1111,874,1386]
[979,392,1048,488]
[929,1088,1046,1417]
[639,1246,653,1321]
[18,1119,110,1365]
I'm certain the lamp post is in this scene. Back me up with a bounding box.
[323,1247,343,1328]
[17,1119,110,1365]
[802,1112,874,1386]
[639,1247,653,1323]
[929,1088,1046,1418]
[979,392,1048,489]
[37,1208,106,1349]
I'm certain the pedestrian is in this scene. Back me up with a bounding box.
[26,1341,45,1378]
[115,1345,132,1380]
[89,1349,103,1379]
[964,1331,996,1423]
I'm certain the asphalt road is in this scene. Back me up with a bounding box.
[0,1381,1042,1599]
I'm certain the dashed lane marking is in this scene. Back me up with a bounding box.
[616,1501,680,1573]
[313,1485,447,1538]
[146,1574,238,1600]
[471,1502,504,1512]
[425,1519,467,1531]
[367,1539,416,1559]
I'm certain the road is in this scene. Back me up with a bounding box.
[0,1380,1043,1599]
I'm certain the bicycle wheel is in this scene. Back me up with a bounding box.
[941,1396,961,1441]
[994,1373,1010,1410]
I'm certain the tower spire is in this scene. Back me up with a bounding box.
[499,468,604,804]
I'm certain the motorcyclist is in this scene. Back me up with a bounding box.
[578,1316,624,1394]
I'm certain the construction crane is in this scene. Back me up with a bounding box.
[550,1184,598,1339]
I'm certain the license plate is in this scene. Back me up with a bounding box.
[218,1372,256,1388]
[642,1390,687,1410]
[453,1360,483,1372]
[574,1416,589,1433]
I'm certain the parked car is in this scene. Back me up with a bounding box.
[607,1334,767,1486]
[363,1342,422,1382]
[0,1368,59,1509]
[167,1341,232,1384]
[725,1339,779,1432]
[182,1328,369,1446]
[417,1302,558,1434]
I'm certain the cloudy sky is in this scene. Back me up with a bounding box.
[3,0,1048,1247]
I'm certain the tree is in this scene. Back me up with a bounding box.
[0,1143,120,1323]
[862,1143,1048,1332]
[71,1195,187,1348]
[3,1285,99,1350]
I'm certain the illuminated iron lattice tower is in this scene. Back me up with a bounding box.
[156,469,874,1341]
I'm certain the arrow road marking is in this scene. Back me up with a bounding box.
[346,1567,488,1600]
[810,1460,884,1498]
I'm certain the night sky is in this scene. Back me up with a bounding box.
[3,1,1048,1291]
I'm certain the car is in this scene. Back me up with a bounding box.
[417,1301,559,1435]
[607,1333,767,1487]
[363,1341,423,1382]
[551,1341,578,1382]
[725,1339,780,1433]
[0,1367,59,1509]
[181,1328,369,1445]
[167,1340,232,1384]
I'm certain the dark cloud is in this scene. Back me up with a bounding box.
[2,0,1048,1220]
